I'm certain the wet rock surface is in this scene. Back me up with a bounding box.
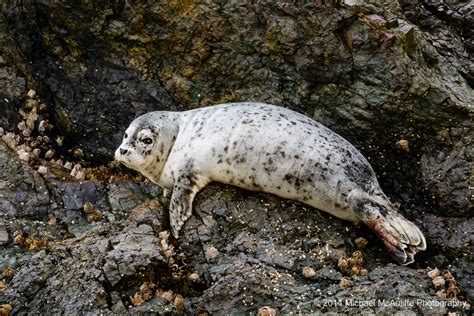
[0,0,472,314]
[398,0,473,86]
[1,0,471,217]
[0,132,472,314]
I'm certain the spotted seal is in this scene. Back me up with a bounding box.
[115,102,426,264]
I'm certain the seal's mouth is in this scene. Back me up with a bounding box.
[115,157,141,173]
[114,147,147,171]
[114,148,131,167]
[114,148,125,163]
[115,158,130,168]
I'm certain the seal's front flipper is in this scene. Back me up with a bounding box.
[355,199,426,265]
[169,172,209,239]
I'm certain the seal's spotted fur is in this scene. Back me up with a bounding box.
[115,102,426,264]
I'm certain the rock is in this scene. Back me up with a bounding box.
[0,1,471,220]
[107,180,162,216]
[398,0,473,86]
[102,224,165,286]
[0,171,471,314]
[0,221,9,246]
[0,63,26,102]
[129,297,178,314]
[1,222,173,314]
[128,199,165,230]
[0,0,472,314]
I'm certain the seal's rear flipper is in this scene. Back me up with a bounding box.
[356,199,426,265]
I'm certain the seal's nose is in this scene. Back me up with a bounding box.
[119,148,128,155]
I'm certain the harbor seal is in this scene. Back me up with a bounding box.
[115,102,426,265]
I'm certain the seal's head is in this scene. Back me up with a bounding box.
[115,111,179,182]
[115,117,159,172]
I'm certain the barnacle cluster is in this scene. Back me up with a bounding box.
[338,251,368,276]
[428,268,464,301]
[130,281,185,310]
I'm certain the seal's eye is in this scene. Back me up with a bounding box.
[142,138,153,145]
[124,133,128,139]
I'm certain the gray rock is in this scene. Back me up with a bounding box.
[103,224,164,286]
[0,0,472,314]
[1,0,471,218]
[0,176,472,314]
[128,199,166,231]
[0,220,9,246]
[108,181,148,213]
[2,223,171,314]
[398,0,473,85]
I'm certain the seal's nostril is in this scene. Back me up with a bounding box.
[120,148,128,155]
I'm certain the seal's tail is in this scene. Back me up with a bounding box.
[358,199,426,265]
